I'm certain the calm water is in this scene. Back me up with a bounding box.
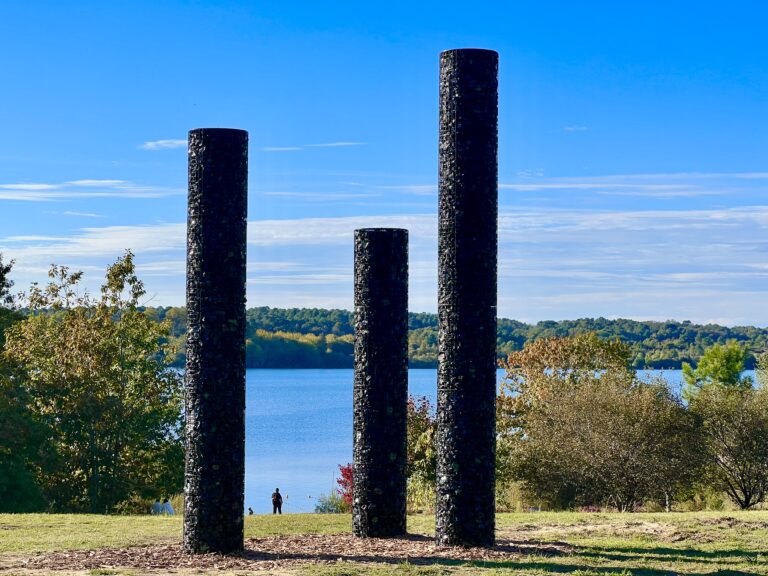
[245,368,460,513]
[243,368,746,513]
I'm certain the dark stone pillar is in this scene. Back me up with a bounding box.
[184,128,248,554]
[435,49,498,547]
[353,228,409,538]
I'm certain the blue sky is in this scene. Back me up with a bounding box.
[1,1,768,325]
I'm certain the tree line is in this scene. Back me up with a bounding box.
[143,306,768,369]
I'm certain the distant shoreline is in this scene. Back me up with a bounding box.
[140,306,768,371]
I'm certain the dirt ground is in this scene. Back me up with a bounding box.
[3,533,572,572]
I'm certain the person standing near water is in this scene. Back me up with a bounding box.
[271,488,283,514]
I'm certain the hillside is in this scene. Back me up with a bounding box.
[144,306,768,369]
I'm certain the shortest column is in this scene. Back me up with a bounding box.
[353,228,409,537]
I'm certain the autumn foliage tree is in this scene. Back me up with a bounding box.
[4,251,184,512]
[336,463,353,507]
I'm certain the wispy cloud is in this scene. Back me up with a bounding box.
[564,126,589,132]
[379,184,437,195]
[305,141,364,148]
[379,171,768,199]
[517,169,544,178]
[136,260,186,276]
[0,224,185,260]
[246,214,436,246]
[0,183,59,191]
[586,172,768,181]
[65,179,127,186]
[499,182,698,192]
[499,171,768,200]
[138,139,187,150]
[0,179,183,201]
[262,191,381,201]
[258,141,364,152]
[62,211,103,218]
[247,272,349,285]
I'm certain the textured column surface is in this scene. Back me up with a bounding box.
[435,48,498,547]
[184,128,248,554]
[353,228,409,538]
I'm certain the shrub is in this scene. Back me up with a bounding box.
[314,491,349,513]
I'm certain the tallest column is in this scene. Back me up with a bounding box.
[435,49,498,548]
[184,128,248,554]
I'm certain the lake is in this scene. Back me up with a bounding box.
[243,368,747,513]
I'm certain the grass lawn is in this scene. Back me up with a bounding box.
[1,511,766,575]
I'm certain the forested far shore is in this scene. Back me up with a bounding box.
[141,306,768,369]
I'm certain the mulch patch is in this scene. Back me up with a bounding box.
[10,533,572,571]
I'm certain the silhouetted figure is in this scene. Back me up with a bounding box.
[248,507,254,515]
[271,488,283,514]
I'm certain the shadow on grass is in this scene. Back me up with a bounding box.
[235,536,762,576]
[234,534,570,568]
[236,549,761,576]
[571,543,766,569]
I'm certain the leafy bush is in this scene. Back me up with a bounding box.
[113,492,183,515]
[406,477,435,513]
[691,385,768,509]
[500,333,706,511]
[314,491,349,513]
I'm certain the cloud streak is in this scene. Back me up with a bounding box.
[388,171,768,201]
[259,141,364,152]
[62,211,103,218]
[262,191,381,201]
[0,179,183,201]
[138,139,187,150]
[305,141,364,148]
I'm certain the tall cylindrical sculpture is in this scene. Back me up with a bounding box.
[435,49,498,547]
[353,228,409,538]
[184,128,248,554]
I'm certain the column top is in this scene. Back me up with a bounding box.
[440,48,498,58]
[355,227,408,235]
[189,128,248,137]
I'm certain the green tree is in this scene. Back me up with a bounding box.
[0,253,13,307]
[0,254,52,511]
[406,395,437,511]
[0,362,51,512]
[682,341,752,400]
[685,347,768,510]
[4,251,184,512]
[690,384,768,509]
